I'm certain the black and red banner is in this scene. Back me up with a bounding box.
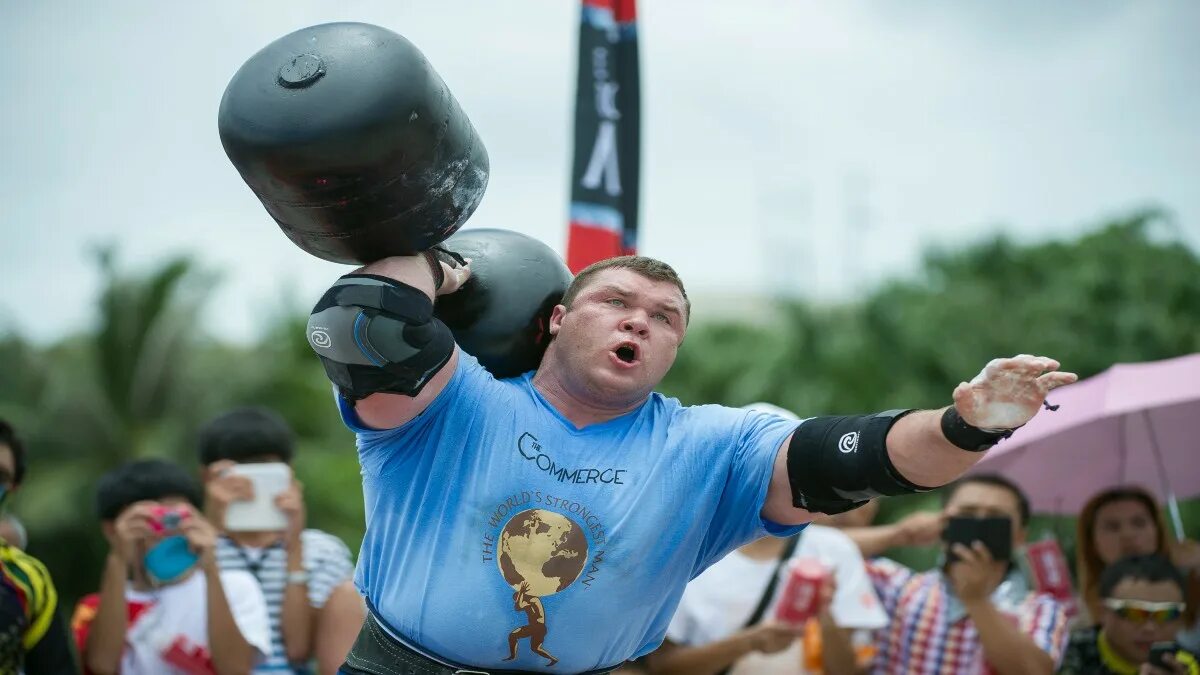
[565,0,641,273]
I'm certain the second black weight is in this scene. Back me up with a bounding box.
[435,229,573,378]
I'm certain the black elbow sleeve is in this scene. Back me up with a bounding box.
[306,273,455,400]
[786,409,934,514]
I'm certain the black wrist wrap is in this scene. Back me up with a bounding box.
[940,407,1015,452]
[422,246,467,291]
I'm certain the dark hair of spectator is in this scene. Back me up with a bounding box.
[1076,485,1173,623]
[95,459,203,521]
[197,407,294,466]
[0,419,27,487]
[1099,554,1186,599]
[941,472,1031,526]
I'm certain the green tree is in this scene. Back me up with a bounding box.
[660,210,1200,569]
[664,210,1200,411]
[5,210,1198,605]
[11,249,218,604]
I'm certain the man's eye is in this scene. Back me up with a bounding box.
[606,298,625,307]
[653,313,670,324]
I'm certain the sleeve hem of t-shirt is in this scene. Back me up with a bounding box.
[335,347,465,436]
[761,519,807,537]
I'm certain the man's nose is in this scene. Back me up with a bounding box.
[621,316,649,337]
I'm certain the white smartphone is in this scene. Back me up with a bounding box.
[223,462,291,532]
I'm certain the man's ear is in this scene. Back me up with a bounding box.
[101,521,117,540]
[548,304,567,336]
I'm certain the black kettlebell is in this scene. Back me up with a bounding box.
[435,229,573,378]
[219,22,489,264]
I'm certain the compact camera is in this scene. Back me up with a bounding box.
[147,505,190,535]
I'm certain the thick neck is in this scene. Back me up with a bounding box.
[531,361,646,429]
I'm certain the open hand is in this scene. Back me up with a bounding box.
[179,507,220,566]
[205,460,254,530]
[109,501,155,563]
[274,479,306,543]
[953,355,1077,430]
[435,258,471,296]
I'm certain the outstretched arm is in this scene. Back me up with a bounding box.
[842,510,946,558]
[764,355,1076,525]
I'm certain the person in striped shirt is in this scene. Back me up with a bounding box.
[198,407,363,674]
[857,474,1069,675]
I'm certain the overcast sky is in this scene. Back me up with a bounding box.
[3,1,1198,343]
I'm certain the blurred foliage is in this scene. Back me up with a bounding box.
[2,209,1199,607]
[660,209,1200,569]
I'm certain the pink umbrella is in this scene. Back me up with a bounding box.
[972,352,1200,539]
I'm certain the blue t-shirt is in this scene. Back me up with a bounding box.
[338,351,802,672]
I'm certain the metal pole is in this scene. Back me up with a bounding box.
[1142,409,1186,541]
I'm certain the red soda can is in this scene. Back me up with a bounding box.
[1024,538,1077,614]
[774,558,829,625]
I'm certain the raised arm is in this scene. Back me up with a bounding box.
[86,504,155,675]
[764,355,1076,525]
[307,252,471,430]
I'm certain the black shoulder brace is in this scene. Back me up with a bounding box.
[306,273,455,400]
[786,409,935,515]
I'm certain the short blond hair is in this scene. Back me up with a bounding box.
[561,256,690,323]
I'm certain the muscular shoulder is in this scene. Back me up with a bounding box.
[667,401,750,439]
[669,401,800,454]
[671,400,743,422]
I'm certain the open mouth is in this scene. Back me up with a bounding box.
[613,342,640,364]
